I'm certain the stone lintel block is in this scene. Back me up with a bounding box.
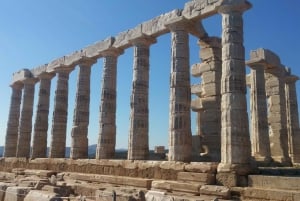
[142,10,181,37]
[5,187,33,201]
[248,175,300,191]
[182,0,220,20]
[199,185,230,199]
[188,21,208,39]
[177,172,215,184]
[24,190,62,201]
[191,98,203,111]
[151,180,201,194]
[191,84,202,96]
[184,162,218,173]
[30,64,48,78]
[198,37,221,48]
[84,37,117,58]
[113,24,144,49]
[11,69,32,85]
[247,48,282,70]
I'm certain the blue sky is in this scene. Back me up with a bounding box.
[0,0,299,149]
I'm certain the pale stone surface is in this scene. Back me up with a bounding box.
[49,67,74,158]
[0,182,15,201]
[4,83,23,157]
[16,78,37,158]
[31,73,54,158]
[247,62,271,162]
[96,48,123,159]
[285,74,300,163]
[218,1,252,172]
[151,180,201,194]
[128,36,156,160]
[24,190,62,201]
[177,172,215,184]
[4,187,32,201]
[70,58,96,159]
[199,185,230,199]
[166,19,192,162]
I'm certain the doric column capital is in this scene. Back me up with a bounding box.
[218,0,252,14]
[10,82,23,90]
[55,64,75,74]
[78,57,97,68]
[22,77,38,85]
[246,61,266,71]
[101,47,124,57]
[129,35,157,47]
[165,16,193,31]
[38,72,55,80]
[285,75,299,84]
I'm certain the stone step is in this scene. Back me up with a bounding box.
[199,185,230,199]
[177,172,215,184]
[258,167,300,176]
[24,190,62,201]
[151,180,201,195]
[248,175,300,191]
[64,172,153,189]
[4,186,33,201]
[242,187,300,201]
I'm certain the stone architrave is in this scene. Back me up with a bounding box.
[96,48,123,159]
[285,74,300,163]
[217,1,252,173]
[4,83,23,157]
[165,17,192,162]
[49,67,74,158]
[70,58,96,159]
[16,78,37,158]
[265,67,291,164]
[248,65,271,162]
[127,36,156,160]
[31,73,55,158]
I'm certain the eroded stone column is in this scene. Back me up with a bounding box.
[4,83,23,157]
[31,73,54,158]
[247,65,271,162]
[49,67,74,158]
[96,49,123,159]
[218,1,252,172]
[16,78,37,158]
[127,36,156,160]
[285,74,300,163]
[70,58,96,159]
[166,18,192,162]
[265,67,291,164]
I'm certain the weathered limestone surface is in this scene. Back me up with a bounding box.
[96,48,123,159]
[49,67,74,158]
[246,61,271,162]
[70,58,96,159]
[285,74,300,163]
[16,78,37,158]
[128,36,156,160]
[166,17,192,162]
[31,73,54,158]
[218,0,252,173]
[4,186,32,201]
[191,37,222,162]
[152,180,201,194]
[4,83,23,157]
[24,190,62,201]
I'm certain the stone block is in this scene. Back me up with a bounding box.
[84,37,116,58]
[199,185,230,199]
[0,183,15,201]
[23,170,56,178]
[182,0,220,20]
[222,43,245,60]
[202,71,220,84]
[4,187,32,201]
[177,172,215,184]
[243,187,299,201]
[201,82,220,97]
[191,84,202,96]
[200,47,221,62]
[216,173,237,187]
[30,64,48,78]
[11,70,32,85]
[113,25,143,49]
[145,190,172,201]
[249,48,281,68]
[184,162,218,173]
[151,180,200,194]
[24,190,62,201]
[191,98,203,111]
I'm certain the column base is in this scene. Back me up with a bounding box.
[271,156,292,167]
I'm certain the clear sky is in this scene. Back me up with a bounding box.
[0,0,299,150]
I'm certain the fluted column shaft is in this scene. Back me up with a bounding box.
[249,67,271,161]
[218,2,252,171]
[265,68,290,164]
[96,49,122,159]
[128,37,156,160]
[31,73,54,158]
[70,59,95,159]
[16,78,37,157]
[4,83,23,157]
[167,19,192,162]
[49,67,73,158]
[285,75,300,163]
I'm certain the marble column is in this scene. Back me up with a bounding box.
[16,78,37,158]
[218,1,252,172]
[166,18,192,162]
[285,74,300,163]
[4,83,23,157]
[31,73,54,158]
[70,58,96,159]
[96,49,123,159]
[49,67,74,158]
[265,67,291,164]
[248,65,271,162]
[128,36,156,160]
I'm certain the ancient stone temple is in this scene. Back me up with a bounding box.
[1,0,300,200]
